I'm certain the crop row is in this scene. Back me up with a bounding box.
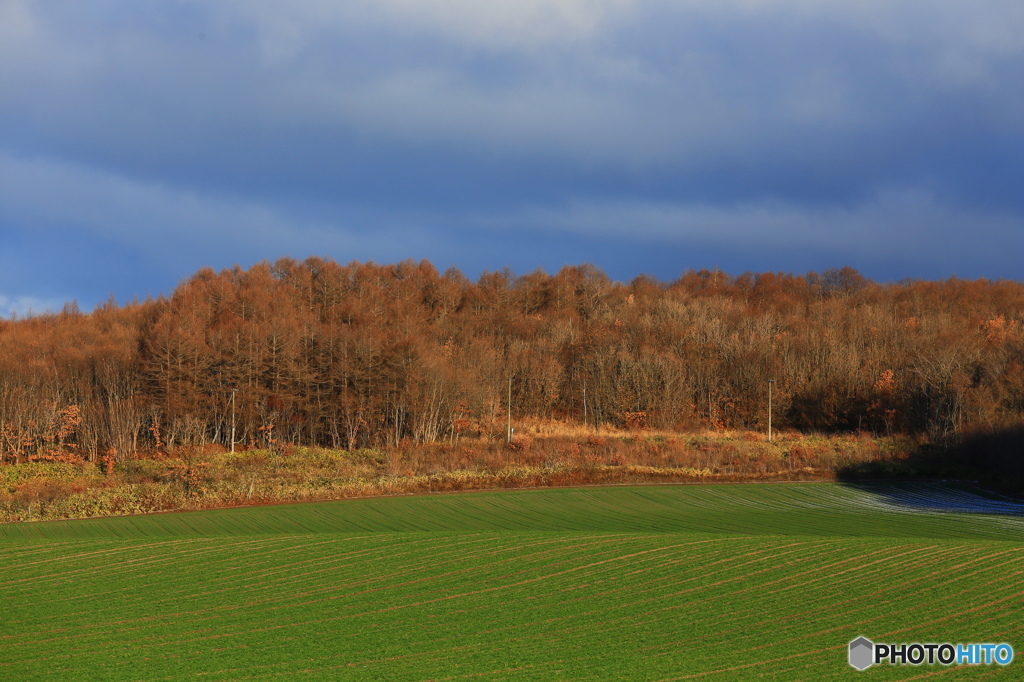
[3,483,1022,679]
[3,482,1022,541]
[3,530,1023,679]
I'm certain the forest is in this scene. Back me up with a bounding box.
[1,258,1023,466]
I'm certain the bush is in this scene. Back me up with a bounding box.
[508,436,532,452]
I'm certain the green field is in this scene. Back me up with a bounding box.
[2,482,1022,679]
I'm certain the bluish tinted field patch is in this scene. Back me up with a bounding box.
[1,483,1022,679]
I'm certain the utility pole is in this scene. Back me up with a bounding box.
[231,389,237,453]
[507,377,512,443]
[582,384,587,428]
[767,379,774,442]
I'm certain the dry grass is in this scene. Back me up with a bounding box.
[513,417,758,440]
[513,416,635,439]
[0,425,920,523]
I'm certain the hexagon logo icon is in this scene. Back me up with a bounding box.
[849,637,874,670]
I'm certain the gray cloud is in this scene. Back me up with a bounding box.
[1,0,1022,312]
[0,152,445,268]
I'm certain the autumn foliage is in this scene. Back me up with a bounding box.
[1,259,1023,465]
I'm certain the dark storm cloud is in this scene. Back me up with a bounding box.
[1,0,1022,313]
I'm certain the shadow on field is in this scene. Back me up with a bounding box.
[835,481,1024,517]
[836,425,1024,500]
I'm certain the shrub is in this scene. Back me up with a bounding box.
[508,436,532,452]
[166,461,211,495]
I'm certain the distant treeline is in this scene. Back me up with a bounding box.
[1,258,1023,462]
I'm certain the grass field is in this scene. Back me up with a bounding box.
[2,482,1022,679]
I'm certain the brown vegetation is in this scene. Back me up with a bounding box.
[1,431,901,522]
[1,258,1023,511]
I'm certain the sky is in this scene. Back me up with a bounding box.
[2,0,1023,315]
